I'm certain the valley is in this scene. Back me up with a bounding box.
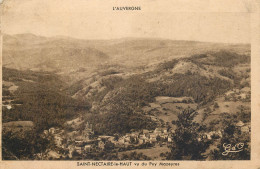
[2,34,251,160]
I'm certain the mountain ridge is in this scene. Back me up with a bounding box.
[3,34,250,73]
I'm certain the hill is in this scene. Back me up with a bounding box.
[3,34,250,73]
[71,50,250,135]
[2,34,251,135]
[2,67,90,132]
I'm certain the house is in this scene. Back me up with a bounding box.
[118,137,125,144]
[82,122,94,139]
[84,145,92,152]
[68,145,75,151]
[138,139,144,144]
[124,136,131,143]
[150,134,157,142]
[124,142,130,147]
[150,116,158,121]
[142,130,150,137]
[131,132,139,137]
[235,121,249,133]
[98,136,113,141]
[98,141,105,150]
[239,93,247,99]
[139,134,146,140]
[54,135,63,147]
[162,133,168,139]
[236,121,244,127]
[43,130,49,135]
[75,139,84,146]
[108,136,115,142]
[67,131,77,140]
[225,91,235,96]
[130,136,139,144]
[216,130,223,138]
[205,133,212,140]
[241,87,250,92]
[48,150,61,159]
[75,146,83,154]
[241,125,250,133]
[49,127,56,134]
[154,128,162,136]
[67,145,75,158]
[167,137,172,142]
[169,126,176,134]
[234,89,240,93]
[149,103,161,109]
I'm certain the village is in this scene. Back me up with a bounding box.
[41,121,175,159]
[39,117,250,160]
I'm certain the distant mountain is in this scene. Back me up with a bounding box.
[3,34,250,73]
[3,34,109,72]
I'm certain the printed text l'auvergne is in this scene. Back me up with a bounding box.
[113,6,141,10]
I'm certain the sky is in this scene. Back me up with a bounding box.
[1,0,251,43]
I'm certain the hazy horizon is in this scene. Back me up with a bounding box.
[2,0,251,44]
[3,33,251,45]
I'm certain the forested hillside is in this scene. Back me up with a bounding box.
[2,34,251,160]
[74,50,250,135]
[2,68,90,132]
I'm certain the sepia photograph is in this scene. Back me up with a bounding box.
[0,0,257,165]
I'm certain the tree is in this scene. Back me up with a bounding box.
[114,134,119,141]
[236,105,250,123]
[2,129,52,160]
[209,119,250,160]
[214,102,219,109]
[167,108,209,160]
[104,141,115,152]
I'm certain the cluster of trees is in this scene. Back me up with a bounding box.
[167,108,210,160]
[88,112,156,135]
[209,110,250,160]
[87,76,159,135]
[156,59,179,72]
[159,73,232,104]
[64,79,85,96]
[2,129,53,160]
[167,107,250,160]
[87,53,240,135]
[2,68,90,132]
[82,50,250,137]
[211,50,250,67]
[218,69,236,79]
[188,50,250,68]
[100,75,123,90]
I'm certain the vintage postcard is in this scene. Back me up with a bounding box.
[0,0,260,169]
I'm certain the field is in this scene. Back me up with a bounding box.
[143,97,198,124]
